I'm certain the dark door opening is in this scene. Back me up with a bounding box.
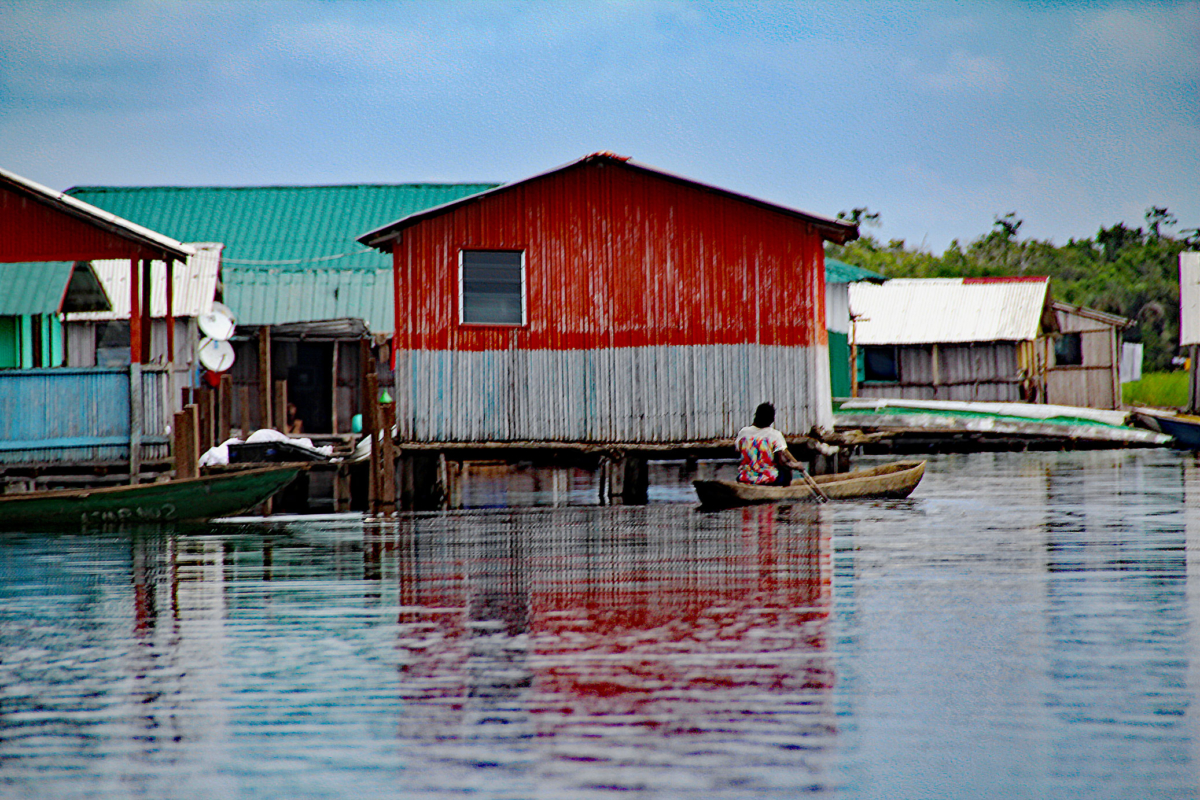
[286,342,333,433]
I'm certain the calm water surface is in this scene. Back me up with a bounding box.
[2,450,1198,799]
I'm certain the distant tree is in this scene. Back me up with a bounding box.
[1145,206,1177,240]
[837,207,882,228]
[1096,222,1143,261]
[993,212,1022,240]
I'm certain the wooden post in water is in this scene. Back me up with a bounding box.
[622,456,649,504]
[258,326,272,430]
[364,371,379,515]
[273,380,287,433]
[195,387,213,453]
[378,401,396,516]
[172,405,200,479]
[218,374,233,444]
[238,385,252,437]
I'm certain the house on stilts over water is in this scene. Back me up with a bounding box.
[359,153,859,502]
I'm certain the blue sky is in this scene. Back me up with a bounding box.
[2,0,1197,251]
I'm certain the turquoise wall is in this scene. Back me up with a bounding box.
[2,316,64,368]
[828,330,851,398]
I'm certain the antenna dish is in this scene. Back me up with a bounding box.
[198,301,236,341]
[198,337,236,372]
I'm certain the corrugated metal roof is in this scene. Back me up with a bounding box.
[1,166,194,262]
[359,153,859,249]
[65,184,497,271]
[825,257,886,284]
[0,262,75,315]
[223,267,392,329]
[67,243,222,321]
[1051,300,1131,329]
[850,277,1052,345]
[0,261,110,315]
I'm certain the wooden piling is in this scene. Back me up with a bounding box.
[272,380,287,433]
[172,408,196,479]
[378,401,396,516]
[365,371,379,514]
[218,374,233,443]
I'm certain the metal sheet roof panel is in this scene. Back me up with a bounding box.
[0,262,76,315]
[359,153,859,249]
[825,257,886,285]
[223,268,392,330]
[65,184,497,271]
[850,277,1051,345]
[68,243,222,320]
[1,166,194,262]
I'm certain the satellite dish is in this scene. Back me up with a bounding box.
[198,337,236,372]
[198,301,236,341]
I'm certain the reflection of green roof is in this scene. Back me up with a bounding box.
[0,262,110,315]
[65,184,497,329]
[825,257,886,284]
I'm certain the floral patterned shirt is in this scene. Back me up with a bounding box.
[736,425,789,485]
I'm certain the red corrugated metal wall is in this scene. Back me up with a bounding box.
[393,160,826,353]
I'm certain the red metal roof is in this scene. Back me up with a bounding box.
[359,153,859,250]
[0,166,193,263]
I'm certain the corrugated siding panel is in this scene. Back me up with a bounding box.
[69,243,222,321]
[224,268,392,329]
[0,367,172,464]
[396,345,830,443]
[66,184,498,270]
[851,278,1049,345]
[1180,252,1200,345]
[860,343,1021,403]
[0,262,74,315]
[1046,368,1117,409]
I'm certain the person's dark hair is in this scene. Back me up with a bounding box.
[752,402,775,428]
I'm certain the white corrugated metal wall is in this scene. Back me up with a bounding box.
[396,344,830,443]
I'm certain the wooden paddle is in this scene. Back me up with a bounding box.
[797,467,829,503]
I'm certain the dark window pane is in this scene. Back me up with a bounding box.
[462,251,523,324]
[1055,332,1082,366]
[863,345,899,382]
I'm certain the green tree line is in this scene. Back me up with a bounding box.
[826,207,1200,372]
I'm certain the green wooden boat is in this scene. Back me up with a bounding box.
[0,466,304,529]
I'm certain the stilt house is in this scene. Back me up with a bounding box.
[359,153,859,443]
[849,276,1130,408]
[0,166,193,475]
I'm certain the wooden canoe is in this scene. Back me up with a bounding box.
[0,465,304,529]
[693,460,926,508]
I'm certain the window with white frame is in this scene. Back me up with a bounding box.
[460,250,525,325]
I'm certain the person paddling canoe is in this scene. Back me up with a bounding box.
[736,402,808,486]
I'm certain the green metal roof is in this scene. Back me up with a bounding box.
[0,262,110,315]
[225,268,393,329]
[63,184,496,330]
[826,257,886,284]
[65,184,498,272]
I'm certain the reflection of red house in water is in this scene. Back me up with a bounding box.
[387,505,835,749]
